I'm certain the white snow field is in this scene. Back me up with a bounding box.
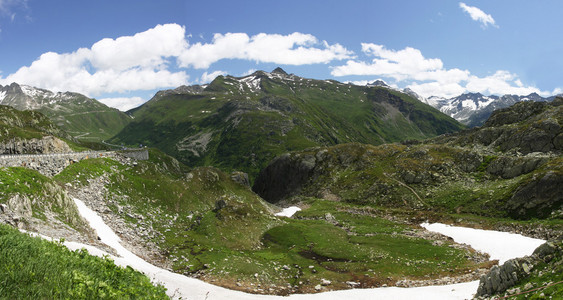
[421,222,545,264]
[274,206,301,217]
[61,199,545,300]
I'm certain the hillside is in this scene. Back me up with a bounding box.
[254,97,563,223]
[110,68,463,179]
[0,105,77,154]
[0,83,131,142]
[44,148,491,294]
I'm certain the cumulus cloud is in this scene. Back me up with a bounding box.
[90,24,188,71]
[332,44,551,98]
[459,2,498,28]
[331,43,445,80]
[179,32,353,69]
[199,70,226,84]
[98,96,147,111]
[0,24,190,96]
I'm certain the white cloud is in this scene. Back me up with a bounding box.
[332,44,552,98]
[0,24,190,96]
[0,0,28,21]
[459,2,498,28]
[407,81,467,99]
[464,71,541,95]
[98,96,147,111]
[1,24,353,98]
[242,69,257,76]
[179,32,353,69]
[331,43,444,80]
[90,24,188,71]
[199,70,226,84]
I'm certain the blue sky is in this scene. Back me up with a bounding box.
[0,0,562,110]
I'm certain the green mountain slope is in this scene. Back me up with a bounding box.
[0,105,69,143]
[110,69,463,179]
[0,83,131,142]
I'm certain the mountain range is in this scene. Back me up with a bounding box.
[109,68,463,179]
[365,80,560,128]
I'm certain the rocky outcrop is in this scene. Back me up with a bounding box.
[230,171,250,187]
[253,152,318,203]
[486,155,548,179]
[0,136,72,154]
[506,171,563,219]
[475,237,562,297]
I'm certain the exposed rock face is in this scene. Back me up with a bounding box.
[253,153,317,203]
[476,237,562,297]
[486,156,548,179]
[506,171,563,219]
[0,136,72,154]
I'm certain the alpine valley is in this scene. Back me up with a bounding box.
[0,69,561,299]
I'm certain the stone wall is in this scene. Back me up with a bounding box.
[0,149,148,176]
[0,151,115,176]
[118,149,149,161]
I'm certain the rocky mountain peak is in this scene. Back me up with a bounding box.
[368,80,390,88]
[271,67,288,75]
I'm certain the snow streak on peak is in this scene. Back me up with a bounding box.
[239,75,262,93]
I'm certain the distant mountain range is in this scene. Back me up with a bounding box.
[421,92,559,127]
[364,80,560,128]
[0,83,131,141]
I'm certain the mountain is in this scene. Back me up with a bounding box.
[0,83,131,141]
[111,68,464,179]
[424,92,554,127]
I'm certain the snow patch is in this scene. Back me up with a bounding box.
[421,223,545,264]
[275,206,301,217]
[461,100,477,110]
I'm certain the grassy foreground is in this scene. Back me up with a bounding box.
[0,223,167,299]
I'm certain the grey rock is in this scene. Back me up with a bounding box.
[230,171,250,187]
[476,238,562,297]
[506,171,563,219]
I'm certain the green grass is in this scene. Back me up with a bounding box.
[0,223,167,299]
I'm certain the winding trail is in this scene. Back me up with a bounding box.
[68,199,545,300]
